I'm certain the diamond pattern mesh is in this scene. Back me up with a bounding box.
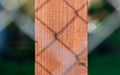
[35,0,87,75]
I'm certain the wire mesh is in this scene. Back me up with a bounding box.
[35,0,88,75]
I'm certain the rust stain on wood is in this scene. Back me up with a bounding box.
[35,0,88,75]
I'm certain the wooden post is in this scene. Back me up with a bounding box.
[35,0,87,75]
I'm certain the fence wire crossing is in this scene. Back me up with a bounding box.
[35,0,87,75]
[0,0,34,40]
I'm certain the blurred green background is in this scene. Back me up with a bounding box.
[88,0,120,75]
[0,0,34,75]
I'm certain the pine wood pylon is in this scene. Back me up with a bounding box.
[35,0,88,75]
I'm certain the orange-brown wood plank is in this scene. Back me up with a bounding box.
[35,0,88,75]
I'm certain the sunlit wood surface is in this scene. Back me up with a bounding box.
[35,0,87,75]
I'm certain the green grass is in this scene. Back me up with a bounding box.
[0,60,34,75]
[89,53,120,75]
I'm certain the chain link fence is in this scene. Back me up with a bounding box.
[0,0,34,75]
[35,0,87,75]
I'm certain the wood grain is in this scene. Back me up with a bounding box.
[35,0,87,75]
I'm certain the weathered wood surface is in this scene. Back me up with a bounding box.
[35,0,87,75]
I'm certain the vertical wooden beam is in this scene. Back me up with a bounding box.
[35,0,88,75]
